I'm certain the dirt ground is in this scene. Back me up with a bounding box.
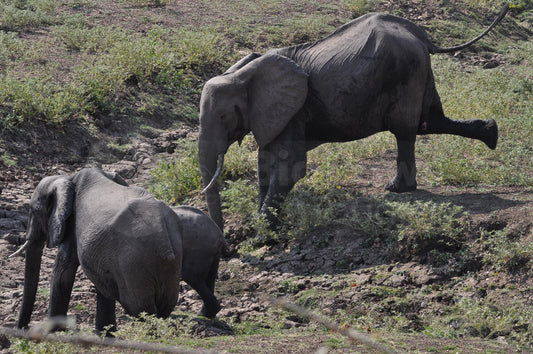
[0,0,532,352]
[1,127,531,352]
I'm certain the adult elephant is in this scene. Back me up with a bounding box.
[13,168,183,334]
[199,6,507,231]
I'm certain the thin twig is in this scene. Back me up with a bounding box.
[0,326,215,354]
[267,295,397,354]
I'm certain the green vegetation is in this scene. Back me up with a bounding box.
[149,139,202,204]
[1,0,532,352]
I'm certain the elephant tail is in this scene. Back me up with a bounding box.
[429,4,508,54]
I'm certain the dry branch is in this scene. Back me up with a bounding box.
[0,324,215,354]
[267,295,397,354]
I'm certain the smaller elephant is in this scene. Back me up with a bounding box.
[173,206,228,319]
[13,168,183,334]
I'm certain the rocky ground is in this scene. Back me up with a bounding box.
[1,125,531,352]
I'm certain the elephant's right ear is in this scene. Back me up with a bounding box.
[235,54,308,149]
[47,178,75,248]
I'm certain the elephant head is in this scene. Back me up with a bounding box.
[14,175,74,328]
[198,53,309,230]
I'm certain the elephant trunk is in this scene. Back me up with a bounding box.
[199,139,225,231]
[18,239,45,328]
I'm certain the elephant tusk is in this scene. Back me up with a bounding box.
[202,154,224,194]
[9,240,30,258]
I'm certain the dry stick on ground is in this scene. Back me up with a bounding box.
[0,318,215,354]
[2,298,396,353]
[267,295,397,354]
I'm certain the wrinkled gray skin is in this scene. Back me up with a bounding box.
[198,7,507,231]
[16,168,183,334]
[172,206,228,318]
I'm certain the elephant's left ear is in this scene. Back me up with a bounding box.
[103,170,129,186]
[236,54,308,149]
[47,178,75,248]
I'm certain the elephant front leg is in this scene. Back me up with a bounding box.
[258,155,306,230]
[386,137,417,193]
[48,240,79,325]
[95,290,116,336]
[257,149,271,211]
[258,149,288,228]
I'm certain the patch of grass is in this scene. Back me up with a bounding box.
[0,0,58,31]
[149,139,202,204]
[0,152,18,167]
[265,15,335,47]
[53,25,129,53]
[341,0,377,18]
[1,23,229,130]
[448,296,532,341]
[306,133,394,192]
[384,200,467,248]
[0,74,80,126]
[122,0,171,7]
[480,228,533,272]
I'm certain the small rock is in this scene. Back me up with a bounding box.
[483,60,500,69]
[104,161,138,179]
[0,334,10,349]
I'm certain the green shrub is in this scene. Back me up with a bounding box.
[222,135,257,180]
[0,31,23,62]
[451,297,532,340]
[481,228,533,272]
[221,179,257,218]
[149,140,202,204]
[0,0,57,31]
[385,200,468,249]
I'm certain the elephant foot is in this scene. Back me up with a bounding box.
[385,176,417,193]
[482,119,498,150]
[252,235,279,247]
[199,302,221,319]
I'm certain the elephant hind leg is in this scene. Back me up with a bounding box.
[418,92,498,149]
[196,282,221,319]
[187,270,221,319]
[386,137,417,193]
[419,115,498,150]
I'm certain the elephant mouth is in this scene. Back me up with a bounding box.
[202,153,225,194]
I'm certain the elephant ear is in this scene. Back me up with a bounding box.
[47,178,75,248]
[103,170,129,186]
[235,54,308,149]
[224,52,261,75]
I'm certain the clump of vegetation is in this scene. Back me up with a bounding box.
[149,140,202,204]
[384,200,468,254]
[0,0,58,31]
